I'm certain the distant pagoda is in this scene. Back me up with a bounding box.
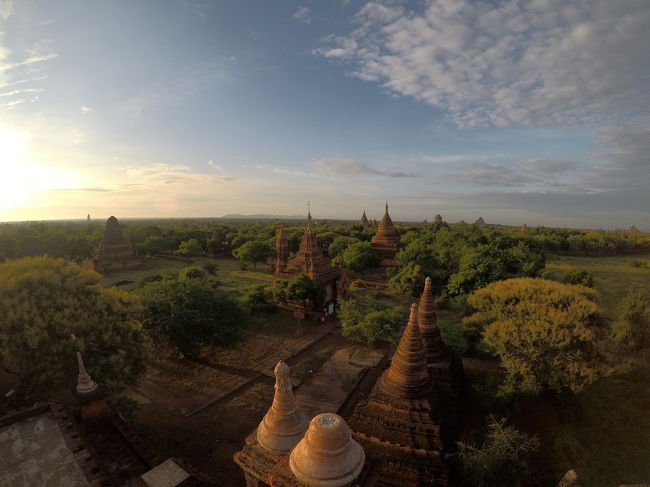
[370,203,402,267]
[93,216,141,273]
[274,209,347,317]
[359,210,370,229]
[474,216,486,226]
[434,214,443,224]
[347,304,451,486]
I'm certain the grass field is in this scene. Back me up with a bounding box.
[100,255,273,294]
[546,253,650,314]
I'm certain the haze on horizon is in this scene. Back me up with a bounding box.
[0,0,648,230]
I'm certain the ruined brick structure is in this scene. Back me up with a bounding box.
[370,204,402,267]
[93,215,141,273]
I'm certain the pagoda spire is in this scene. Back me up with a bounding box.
[76,352,98,395]
[275,225,289,272]
[378,303,431,399]
[256,360,308,455]
[418,277,446,363]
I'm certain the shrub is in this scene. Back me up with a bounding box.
[563,268,595,287]
[178,265,208,281]
[457,417,539,487]
[241,284,276,313]
[612,287,650,349]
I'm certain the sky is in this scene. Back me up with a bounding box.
[0,0,648,229]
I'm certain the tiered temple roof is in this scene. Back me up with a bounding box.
[93,216,141,272]
[370,204,402,267]
[348,304,448,486]
[275,225,290,271]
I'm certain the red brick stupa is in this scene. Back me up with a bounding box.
[93,216,141,272]
[370,203,402,267]
[348,304,449,486]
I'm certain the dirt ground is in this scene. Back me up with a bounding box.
[132,328,351,486]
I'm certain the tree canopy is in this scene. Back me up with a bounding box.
[465,278,609,394]
[340,241,380,273]
[232,240,273,271]
[0,256,153,400]
[138,278,247,358]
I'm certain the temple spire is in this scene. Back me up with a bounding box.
[418,277,446,363]
[76,352,98,395]
[378,303,431,399]
[256,360,307,455]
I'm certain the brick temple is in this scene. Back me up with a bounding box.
[274,211,348,316]
[93,216,141,273]
[370,204,402,267]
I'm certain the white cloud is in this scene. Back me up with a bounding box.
[292,6,311,23]
[318,0,650,128]
[0,0,13,20]
[80,105,92,114]
[116,67,232,118]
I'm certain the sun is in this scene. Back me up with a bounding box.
[0,126,35,209]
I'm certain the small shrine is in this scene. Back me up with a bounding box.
[370,203,402,267]
[359,211,370,229]
[93,216,141,272]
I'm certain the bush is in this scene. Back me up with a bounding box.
[176,238,203,257]
[457,417,539,486]
[340,297,407,345]
[241,284,276,313]
[178,265,208,281]
[612,287,650,350]
[202,262,218,275]
[563,268,595,287]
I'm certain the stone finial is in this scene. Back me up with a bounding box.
[418,277,446,363]
[256,360,308,455]
[76,352,98,395]
[379,303,431,399]
[289,413,365,487]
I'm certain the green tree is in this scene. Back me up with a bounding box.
[457,417,540,487]
[138,278,247,358]
[232,240,273,271]
[328,236,360,259]
[341,241,380,273]
[0,256,153,400]
[241,284,276,313]
[612,287,650,349]
[465,278,609,394]
[176,238,203,257]
[563,268,595,288]
[340,298,406,345]
[286,273,324,310]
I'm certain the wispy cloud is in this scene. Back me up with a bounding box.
[80,105,92,114]
[0,0,14,20]
[292,6,311,23]
[313,156,417,178]
[116,67,233,117]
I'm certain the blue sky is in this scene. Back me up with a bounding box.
[0,0,648,228]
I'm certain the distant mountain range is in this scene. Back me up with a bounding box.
[220,213,306,220]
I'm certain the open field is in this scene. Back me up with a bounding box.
[546,253,650,313]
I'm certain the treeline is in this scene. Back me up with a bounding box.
[0,218,648,264]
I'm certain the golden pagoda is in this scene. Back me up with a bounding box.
[370,203,402,267]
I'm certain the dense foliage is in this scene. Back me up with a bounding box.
[611,287,650,350]
[339,291,408,344]
[465,278,610,394]
[562,268,595,287]
[340,241,380,273]
[271,273,324,310]
[0,256,153,399]
[232,240,274,271]
[138,277,247,358]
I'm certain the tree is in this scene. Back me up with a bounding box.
[137,235,171,256]
[138,278,247,358]
[612,287,650,349]
[465,278,609,394]
[328,236,360,259]
[176,238,203,257]
[286,273,324,310]
[232,240,273,271]
[0,256,153,400]
[340,297,406,345]
[457,417,539,487]
[563,268,595,288]
[340,241,380,273]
